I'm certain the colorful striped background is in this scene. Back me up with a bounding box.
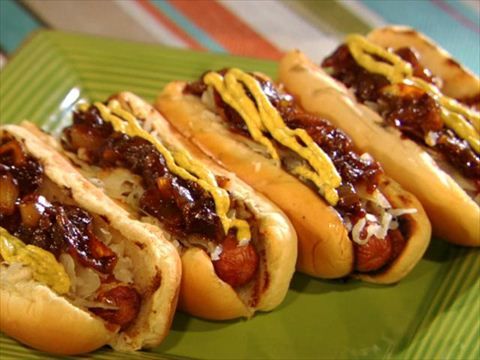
[0,0,479,72]
[0,1,479,359]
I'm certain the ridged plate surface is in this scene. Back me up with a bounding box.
[0,31,478,360]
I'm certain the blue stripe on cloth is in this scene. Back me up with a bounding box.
[150,0,226,53]
[360,0,480,74]
[0,0,42,53]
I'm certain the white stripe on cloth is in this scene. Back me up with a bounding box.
[114,0,187,48]
[338,0,387,28]
[460,0,480,14]
[219,0,340,61]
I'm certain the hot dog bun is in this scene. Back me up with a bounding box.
[278,38,479,247]
[0,125,181,354]
[1,284,111,355]
[27,92,298,320]
[367,26,480,101]
[156,80,431,284]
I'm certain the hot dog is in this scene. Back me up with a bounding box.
[278,26,479,246]
[28,92,297,320]
[155,68,431,284]
[0,125,181,355]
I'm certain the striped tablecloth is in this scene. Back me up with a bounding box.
[0,0,479,73]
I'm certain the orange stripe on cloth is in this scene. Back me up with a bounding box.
[135,0,205,50]
[168,0,283,60]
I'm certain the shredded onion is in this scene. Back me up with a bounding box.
[59,253,76,291]
[211,245,223,261]
[389,219,399,230]
[379,212,393,239]
[114,257,134,284]
[88,177,104,188]
[360,152,374,162]
[201,87,216,111]
[348,184,417,245]
[343,217,353,232]
[69,297,119,310]
[75,264,101,298]
[0,262,32,284]
[142,115,154,133]
[365,222,382,240]
[425,131,440,146]
[352,218,368,245]
[389,208,417,216]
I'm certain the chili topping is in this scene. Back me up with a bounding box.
[61,101,259,288]
[322,37,480,180]
[185,68,412,274]
[0,133,140,330]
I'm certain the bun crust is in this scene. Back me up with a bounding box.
[157,82,353,279]
[113,92,297,319]
[356,176,431,284]
[0,283,112,355]
[156,82,431,283]
[367,26,480,100]
[26,93,297,320]
[278,48,479,247]
[1,125,181,354]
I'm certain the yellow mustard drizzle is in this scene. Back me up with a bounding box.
[92,101,251,242]
[204,69,341,206]
[346,34,413,83]
[204,73,280,164]
[346,34,480,154]
[0,227,70,294]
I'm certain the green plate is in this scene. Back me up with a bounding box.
[0,31,478,360]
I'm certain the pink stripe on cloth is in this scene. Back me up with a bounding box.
[431,0,480,33]
[136,0,205,50]
[169,0,283,59]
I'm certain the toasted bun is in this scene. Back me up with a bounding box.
[1,125,181,354]
[156,82,431,283]
[367,26,480,100]
[179,248,251,319]
[112,92,297,319]
[157,82,353,279]
[0,282,112,355]
[278,49,479,246]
